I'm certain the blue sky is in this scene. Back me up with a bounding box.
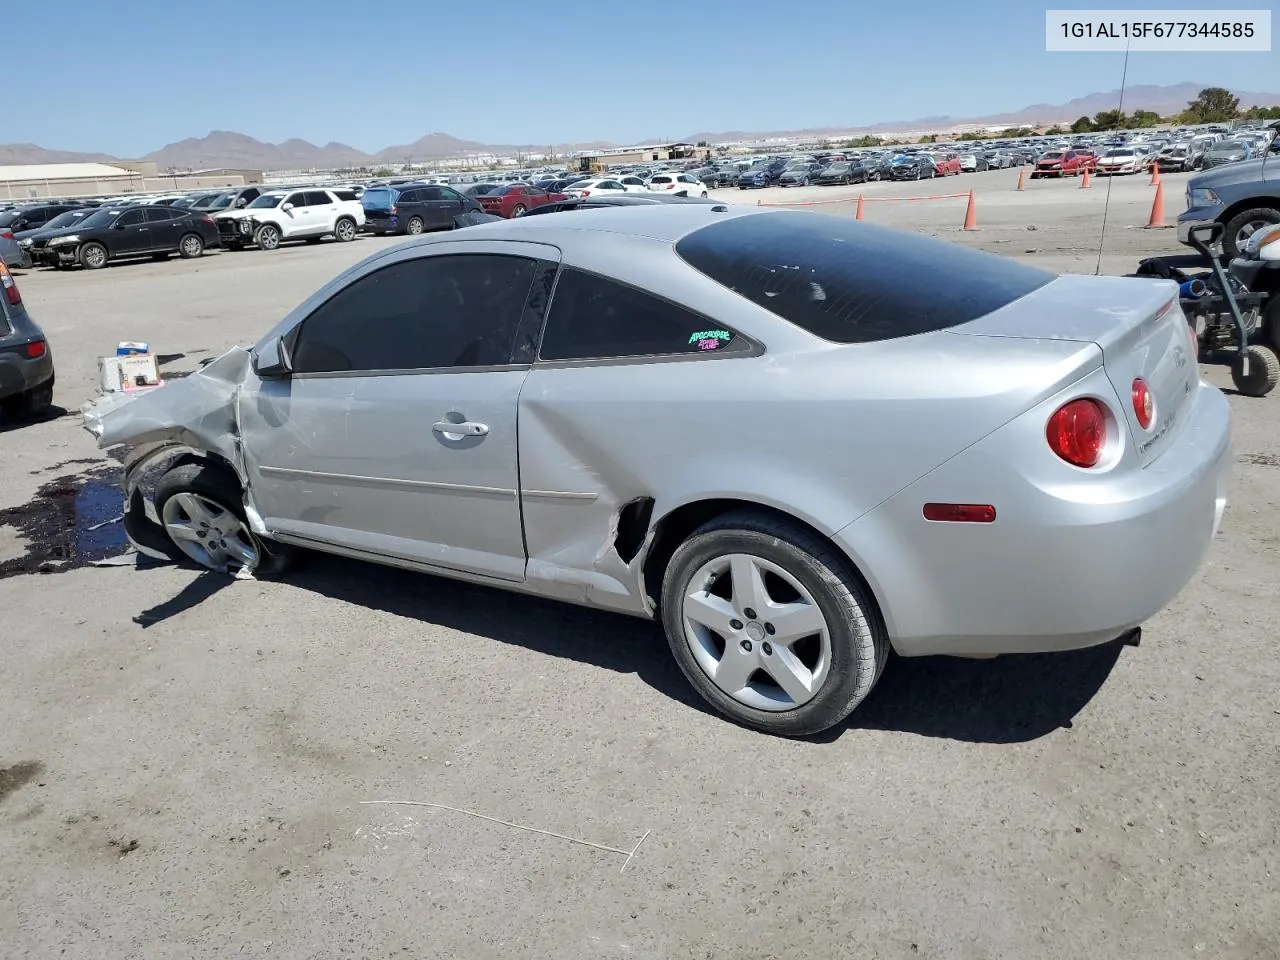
[8,0,1277,154]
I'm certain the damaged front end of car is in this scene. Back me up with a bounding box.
[80,347,271,574]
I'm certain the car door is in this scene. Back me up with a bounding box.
[306,191,338,235]
[238,240,559,581]
[416,186,453,229]
[144,206,181,250]
[279,192,310,238]
[436,185,467,222]
[110,208,152,255]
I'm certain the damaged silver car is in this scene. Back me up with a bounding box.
[83,206,1231,735]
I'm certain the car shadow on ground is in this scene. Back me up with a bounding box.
[266,552,1123,745]
[0,405,69,433]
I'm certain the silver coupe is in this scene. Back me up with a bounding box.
[83,206,1232,735]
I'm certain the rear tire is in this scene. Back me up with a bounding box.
[1231,345,1280,397]
[1,378,54,421]
[511,204,527,218]
[334,216,357,242]
[660,510,888,737]
[405,217,425,235]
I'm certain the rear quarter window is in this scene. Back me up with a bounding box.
[674,212,1055,344]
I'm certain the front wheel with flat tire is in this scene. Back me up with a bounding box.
[79,242,107,270]
[155,459,291,575]
[255,224,281,250]
[660,511,888,737]
[1231,344,1280,397]
[179,233,204,259]
[334,217,357,242]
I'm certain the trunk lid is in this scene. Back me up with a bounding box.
[950,274,1197,467]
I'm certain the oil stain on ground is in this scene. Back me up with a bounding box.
[0,466,129,578]
[0,760,44,803]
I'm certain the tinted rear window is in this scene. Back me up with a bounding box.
[362,188,398,209]
[674,212,1055,344]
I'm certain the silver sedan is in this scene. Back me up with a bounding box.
[83,206,1232,735]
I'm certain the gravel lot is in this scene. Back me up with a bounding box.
[2,167,1277,960]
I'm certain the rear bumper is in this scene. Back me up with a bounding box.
[835,379,1231,658]
[363,215,399,233]
[0,348,55,401]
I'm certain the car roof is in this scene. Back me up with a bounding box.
[402,202,752,247]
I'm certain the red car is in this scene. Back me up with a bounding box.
[1030,149,1098,179]
[478,184,567,218]
[932,152,962,176]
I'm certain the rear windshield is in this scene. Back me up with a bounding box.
[361,188,398,208]
[674,212,1056,344]
[650,175,673,183]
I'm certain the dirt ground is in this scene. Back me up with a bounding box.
[2,167,1278,960]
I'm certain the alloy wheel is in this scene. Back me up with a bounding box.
[681,553,831,712]
[161,492,259,572]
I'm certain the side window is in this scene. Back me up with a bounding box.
[306,191,332,206]
[145,207,175,222]
[419,186,444,201]
[290,254,539,374]
[539,268,743,362]
[285,193,307,208]
[117,209,147,227]
[438,187,464,202]
[398,189,421,203]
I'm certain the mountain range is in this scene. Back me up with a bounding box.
[4,83,1277,172]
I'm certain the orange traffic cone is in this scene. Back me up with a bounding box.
[1016,168,1026,191]
[1150,163,1161,186]
[855,194,865,220]
[1080,166,1092,188]
[1144,182,1166,228]
[962,191,977,230]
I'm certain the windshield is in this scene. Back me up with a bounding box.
[1211,141,1245,152]
[0,211,24,227]
[43,210,90,229]
[248,194,285,209]
[1104,151,1134,158]
[206,193,235,210]
[79,209,126,229]
[1042,151,1064,160]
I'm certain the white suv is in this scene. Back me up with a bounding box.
[216,189,365,251]
[646,172,710,197]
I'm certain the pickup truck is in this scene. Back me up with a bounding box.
[215,189,364,251]
[1179,123,1280,259]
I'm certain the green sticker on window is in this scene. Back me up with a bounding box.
[691,330,732,348]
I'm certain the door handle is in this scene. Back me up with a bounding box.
[433,420,489,438]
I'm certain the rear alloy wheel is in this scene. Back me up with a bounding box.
[405,216,425,235]
[334,217,357,242]
[511,204,527,217]
[179,233,204,259]
[80,242,107,270]
[255,224,281,251]
[661,511,887,736]
[1231,344,1280,397]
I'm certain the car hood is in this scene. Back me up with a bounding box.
[1189,155,1271,189]
[36,225,94,240]
[214,209,259,221]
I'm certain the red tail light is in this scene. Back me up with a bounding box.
[201,214,214,224]
[390,205,398,215]
[1131,378,1154,429]
[579,190,591,197]
[25,340,46,359]
[1047,398,1107,467]
[0,260,20,306]
[0,230,13,240]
